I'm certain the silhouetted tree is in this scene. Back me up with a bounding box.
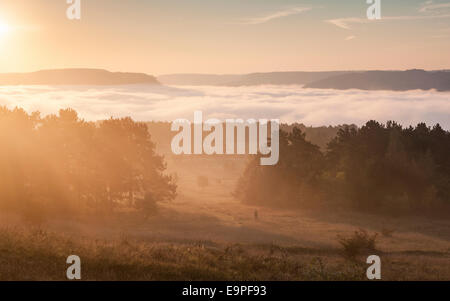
[0,106,176,219]
[237,121,450,215]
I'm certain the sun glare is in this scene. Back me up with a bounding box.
[0,22,10,37]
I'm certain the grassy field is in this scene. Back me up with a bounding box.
[0,226,364,281]
[0,155,449,281]
[0,225,449,281]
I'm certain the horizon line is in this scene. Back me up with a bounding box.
[2,67,450,77]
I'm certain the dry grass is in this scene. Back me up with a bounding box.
[0,226,449,281]
[0,227,365,281]
[1,155,449,281]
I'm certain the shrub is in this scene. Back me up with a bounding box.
[338,229,378,258]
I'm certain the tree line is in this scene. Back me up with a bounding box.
[0,107,176,221]
[236,120,450,215]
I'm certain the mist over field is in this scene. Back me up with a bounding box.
[1,85,449,128]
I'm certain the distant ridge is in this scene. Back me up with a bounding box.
[158,74,241,86]
[159,70,450,91]
[158,71,353,86]
[0,69,159,86]
[3,69,449,91]
[304,69,450,91]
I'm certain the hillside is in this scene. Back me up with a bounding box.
[159,70,450,91]
[1,152,449,280]
[157,74,242,86]
[305,69,450,91]
[0,69,160,86]
[158,71,353,86]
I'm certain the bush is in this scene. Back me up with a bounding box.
[338,229,378,258]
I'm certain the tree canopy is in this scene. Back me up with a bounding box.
[236,121,450,215]
[0,106,176,219]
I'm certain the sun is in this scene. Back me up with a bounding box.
[0,22,10,37]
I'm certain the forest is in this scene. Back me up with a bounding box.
[236,120,450,215]
[1,106,449,222]
[0,106,176,222]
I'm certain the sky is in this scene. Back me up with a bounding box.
[0,0,450,75]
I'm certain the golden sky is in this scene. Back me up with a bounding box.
[1,0,450,75]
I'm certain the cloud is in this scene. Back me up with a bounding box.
[345,35,356,41]
[239,7,312,25]
[419,1,450,13]
[326,17,368,30]
[326,13,450,29]
[0,85,449,130]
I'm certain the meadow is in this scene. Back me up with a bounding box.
[1,154,449,281]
